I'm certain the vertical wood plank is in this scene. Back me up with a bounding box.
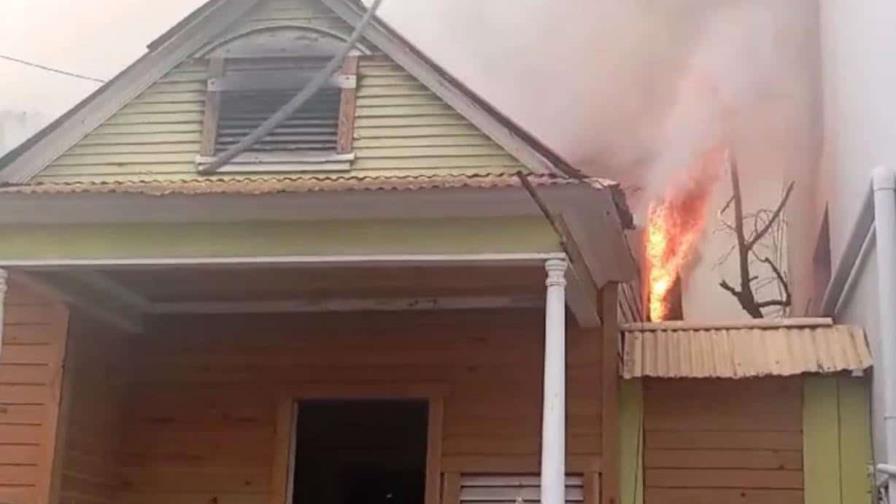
[427,396,445,504]
[584,471,601,504]
[442,472,461,504]
[619,380,643,504]
[601,284,621,504]
[803,376,841,504]
[337,55,359,154]
[837,377,872,504]
[200,57,225,157]
[36,304,70,504]
[45,315,74,504]
[270,397,296,504]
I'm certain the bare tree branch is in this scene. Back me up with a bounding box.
[746,182,795,250]
[716,153,794,319]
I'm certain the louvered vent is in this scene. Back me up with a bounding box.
[459,475,585,504]
[215,88,341,154]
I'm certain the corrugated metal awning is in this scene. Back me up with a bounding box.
[622,318,872,379]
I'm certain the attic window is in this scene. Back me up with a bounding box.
[196,28,361,173]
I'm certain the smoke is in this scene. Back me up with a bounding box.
[373,0,819,210]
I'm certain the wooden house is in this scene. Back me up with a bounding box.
[0,1,877,504]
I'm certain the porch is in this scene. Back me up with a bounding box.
[0,254,620,504]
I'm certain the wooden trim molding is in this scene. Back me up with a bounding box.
[600,283,621,504]
[270,383,448,504]
[199,57,226,157]
[337,55,359,154]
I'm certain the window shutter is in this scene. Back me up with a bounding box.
[215,88,341,154]
[457,474,585,504]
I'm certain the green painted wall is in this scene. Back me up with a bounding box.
[620,379,644,504]
[0,217,560,262]
[803,376,873,504]
[34,0,527,183]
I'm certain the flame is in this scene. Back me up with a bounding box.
[646,147,727,321]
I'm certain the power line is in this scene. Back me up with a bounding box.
[0,54,107,83]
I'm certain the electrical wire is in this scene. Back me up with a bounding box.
[0,54,107,83]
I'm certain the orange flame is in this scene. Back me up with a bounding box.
[646,148,727,321]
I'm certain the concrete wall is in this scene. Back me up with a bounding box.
[814,0,896,472]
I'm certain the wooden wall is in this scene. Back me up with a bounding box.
[115,309,601,504]
[0,281,69,504]
[56,315,130,503]
[643,378,804,504]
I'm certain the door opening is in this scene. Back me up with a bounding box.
[292,400,429,504]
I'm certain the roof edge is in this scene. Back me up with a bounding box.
[622,317,834,332]
[0,0,262,184]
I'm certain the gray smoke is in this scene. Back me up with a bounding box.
[373,0,819,214]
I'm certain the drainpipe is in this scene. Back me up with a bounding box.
[873,165,896,501]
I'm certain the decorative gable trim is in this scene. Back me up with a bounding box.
[1,0,579,184]
[0,0,263,184]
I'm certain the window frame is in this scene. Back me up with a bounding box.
[196,54,359,174]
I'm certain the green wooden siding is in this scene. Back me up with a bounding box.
[620,379,644,504]
[34,0,527,183]
[803,376,873,504]
[0,217,560,262]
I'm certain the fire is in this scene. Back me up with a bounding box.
[646,147,727,321]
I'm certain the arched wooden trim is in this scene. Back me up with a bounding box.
[196,22,374,58]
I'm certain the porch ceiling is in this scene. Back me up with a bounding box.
[21,262,556,333]
[101,265,546,303]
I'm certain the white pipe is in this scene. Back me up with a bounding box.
[873,165,896,500]
[541,258,567,504]
[878,464,896,477]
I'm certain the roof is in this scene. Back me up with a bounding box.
[621,318,872,379]
[0,173,616,197]
[0,0,581,184]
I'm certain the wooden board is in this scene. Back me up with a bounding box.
[0,281,69,504]
[643,378,803,504]
[114,309,602,504]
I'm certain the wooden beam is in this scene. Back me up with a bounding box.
[13,272,142,333]
[149,295,543,315]
[199,56,225,157]
[600,283,621,504]
[65,270,152,312]
[425,397,444,504]
[337,55,359,154]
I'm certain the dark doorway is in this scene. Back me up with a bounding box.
[292,400,429,504]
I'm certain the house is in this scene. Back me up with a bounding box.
[808,0,896,499]
[0,1,877,504]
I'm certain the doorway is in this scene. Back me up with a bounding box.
[291,400,429,504]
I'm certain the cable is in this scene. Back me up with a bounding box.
[200,0,385,173]
[0,54,106,83]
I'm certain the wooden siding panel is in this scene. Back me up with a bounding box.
[117,310,601,503]
[643,378,803,504]
[0,281,69,504]
[35,1,526,183]
[57,316,131,504]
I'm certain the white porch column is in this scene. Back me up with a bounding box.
[541,258,567,504]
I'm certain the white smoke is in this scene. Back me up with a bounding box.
[373,0,819,212]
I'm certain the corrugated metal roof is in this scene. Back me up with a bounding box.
[622,318,872,379]
[0,174,613,196]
